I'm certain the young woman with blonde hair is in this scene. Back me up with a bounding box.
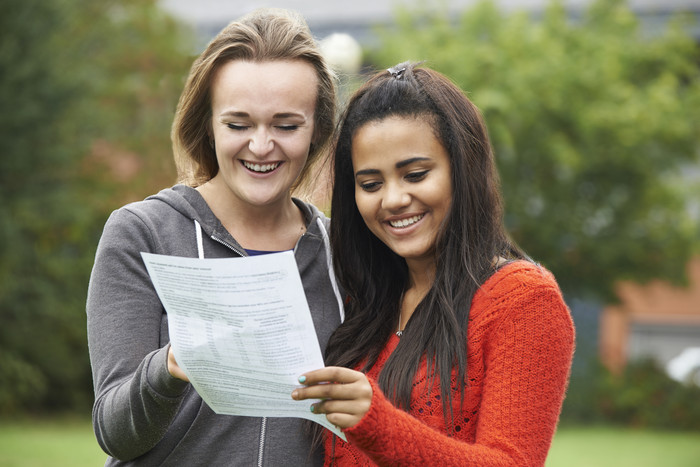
[87,9,341,465]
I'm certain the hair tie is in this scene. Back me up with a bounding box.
[387,65,406,79]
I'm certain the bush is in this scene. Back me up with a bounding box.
[0,0,191,415]
[561,357,700,430]
[0,354,47,415]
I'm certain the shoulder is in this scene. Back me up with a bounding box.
[117,185,189,219]
[106,185,198,230]
[471,260,571,327]
[479,260,562,299]
[98,186,195,252]
[292,198,330,232]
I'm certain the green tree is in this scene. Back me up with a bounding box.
[369,0,700,298]
[0,0,192,414]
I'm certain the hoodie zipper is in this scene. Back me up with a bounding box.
[210,225,311,466]
[211,232,271,466]
[257,417,267,467]
[210,234,247,257]
[211,232,307,256]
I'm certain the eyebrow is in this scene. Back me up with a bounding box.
[272,112,306,120]
[220,110,305,120]
[396,156,431,169]
[355,156,431,177]
[354,168,380,177]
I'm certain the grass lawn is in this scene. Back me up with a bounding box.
[0,417,106,467]
[547,425,700,467]
[0,418,699,466]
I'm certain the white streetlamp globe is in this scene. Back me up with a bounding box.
[320,33,362,74]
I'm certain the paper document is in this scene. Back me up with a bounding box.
[141,251,345,441]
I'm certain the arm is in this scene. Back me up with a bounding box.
[295,277,574,466]
[466,279,575,466]
[86,208,190,460]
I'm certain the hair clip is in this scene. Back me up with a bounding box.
[387,65,407,79]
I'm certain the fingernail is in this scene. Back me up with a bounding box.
[298,375,306,384]
[310,404,315,413]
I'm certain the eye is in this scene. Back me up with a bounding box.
[359,181,382,192]
[405,170,429,182]
[226,123,249,131]
[276,125,299,132]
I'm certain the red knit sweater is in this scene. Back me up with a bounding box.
[325,261,575,466]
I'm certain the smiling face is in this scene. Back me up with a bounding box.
[208,59,318,209]
[352,116,453,269]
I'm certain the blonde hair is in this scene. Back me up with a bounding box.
[171,8,336,189]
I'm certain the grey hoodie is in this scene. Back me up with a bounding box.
[87,185,343,466]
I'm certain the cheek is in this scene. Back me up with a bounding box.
[291,143,311,162]
[429,177,452,212]
[214,131,246,153]
[432,192,453,226]
[282,137,313,164]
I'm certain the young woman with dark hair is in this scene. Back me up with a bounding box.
[292,62,575,466]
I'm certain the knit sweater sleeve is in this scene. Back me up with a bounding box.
[342,264,575,466]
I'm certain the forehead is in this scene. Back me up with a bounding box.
[351,116,448,169]
[210,59,318,112]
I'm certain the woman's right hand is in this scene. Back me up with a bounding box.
[167,345,190,382]
[291,367,373,429]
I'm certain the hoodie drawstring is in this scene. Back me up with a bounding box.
[194,219,204,259]
[316,218,345,323]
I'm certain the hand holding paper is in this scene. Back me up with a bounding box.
[141,250,346,441]
[292,366,373,430]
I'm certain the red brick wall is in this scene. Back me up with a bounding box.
[600,257,700,373]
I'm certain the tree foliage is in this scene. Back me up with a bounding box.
[369,0,700,298]
[0,0,192,414]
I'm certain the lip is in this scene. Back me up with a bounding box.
[240,160,283,176]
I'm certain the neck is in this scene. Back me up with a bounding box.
[406,257,436,294]
[397,258,436,334]
[197,179,306,250]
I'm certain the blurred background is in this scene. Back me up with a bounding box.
[1,0,699,465]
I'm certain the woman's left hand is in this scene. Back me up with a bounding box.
[291,367,373,429]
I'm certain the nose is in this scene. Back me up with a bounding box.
[381,181,411,211]
[249,127,274,156]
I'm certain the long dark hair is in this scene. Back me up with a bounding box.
[326,62,525,427]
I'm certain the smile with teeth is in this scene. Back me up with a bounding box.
[389,214,424,228]
[242,161,280,173]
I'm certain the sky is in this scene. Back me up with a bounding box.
[159,0,700,26]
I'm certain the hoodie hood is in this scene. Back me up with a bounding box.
[145,184,220,233]
[145,184,327,254]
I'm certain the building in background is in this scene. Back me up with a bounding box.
[160,0,700,48]
[601,258,700,378]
